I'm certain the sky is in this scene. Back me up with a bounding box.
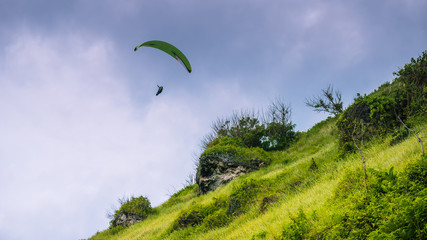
[0,0,426,239]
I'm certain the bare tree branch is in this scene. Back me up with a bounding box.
[397,116,425,156]
[352,120,369,197]
[305,84,343,116]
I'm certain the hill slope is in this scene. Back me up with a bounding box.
[89,52,426,239]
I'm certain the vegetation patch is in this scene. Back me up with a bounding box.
[281,156,427,239]
[337,51,426,156]
[88,51,427,240]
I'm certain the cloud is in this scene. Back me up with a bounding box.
[0,29,198,239]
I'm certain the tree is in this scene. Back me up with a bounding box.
[397,116,425,156]
[200,98,296,151]
[352,119,369,197]
[262,98,296,150]
[393,50,427,116]
[305,84,343,116]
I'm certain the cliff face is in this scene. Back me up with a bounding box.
[195,154,266,195]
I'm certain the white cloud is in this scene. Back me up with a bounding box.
[0,29,199,240]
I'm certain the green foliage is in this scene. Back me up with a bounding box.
[228,179,263,214]
[325,157,427,239]
[172,197,231,231]
[171,179,268,233]
[202,100,297,152]
[405,160,427,192]
[337,82,407,155]
[250,231,268,240]
[88,51,426,239]
[201,137,272,165]
[334,168,366,199]
[390,126,410,146]
[201,208,231,230]
[262,121,297,150]
[337,50,426,154]
[116,196,152,219]
[393,50,427,116]
[109,195,153,230]
[281,209,315,240]
[305,84,343,116]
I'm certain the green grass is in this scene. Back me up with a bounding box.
[88,116,426,239]
[89,52,427,239]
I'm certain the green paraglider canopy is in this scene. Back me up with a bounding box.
[134,40,192,73]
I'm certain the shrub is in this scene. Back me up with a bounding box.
[201,208,231,230]
[201,99,297,152]
[116,196,152,219]
[201,137,272,166]
[281,209,314,240]
[109,196,153,230]
[393,50,427,116]
[172,197,230,231]
[325,156,427,239]
[337,50,426,154]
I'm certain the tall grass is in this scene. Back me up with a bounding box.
[89,117,426,240]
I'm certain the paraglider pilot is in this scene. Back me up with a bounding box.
[156,85,163,96]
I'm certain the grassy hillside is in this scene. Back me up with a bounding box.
[89,52,426,239]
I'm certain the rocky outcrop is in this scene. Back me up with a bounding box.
[110,211,145,228]
[196,154,266,195]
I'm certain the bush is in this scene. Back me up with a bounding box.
[281,209,315,240]
[325,157,427,239]
[201,99,297,152]
[109,196,153,230]
[172,197,230,231]
[393,50,427,116]
[228,179,263,214]
[337,85,407,154]
[337,50,426,154]
[201,137,272,166]
[116,196,152,218]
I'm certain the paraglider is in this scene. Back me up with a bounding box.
[134,40,192,96]
[156,85,163,96]
[134,40,192,73]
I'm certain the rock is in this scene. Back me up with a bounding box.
[110,210,145,228]
[196,154,266,195]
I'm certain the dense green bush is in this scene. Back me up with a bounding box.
[281,209,315,240]
[201,136,272,165]
[171,197,231,231]
[201,100,297,152]
[109,196,153,228]
[327,157,427,239]
[337,50,426,154]
[336,89,406,154]
[116,196,152,219]
[393,50,427,116]
[278,156,427,239]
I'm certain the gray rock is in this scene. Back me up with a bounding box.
[196,154,266,195]
[110,211,145,228]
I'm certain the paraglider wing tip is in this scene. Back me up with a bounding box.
[134,47,138,51]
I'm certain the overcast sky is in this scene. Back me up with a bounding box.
[0,0,426,239]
